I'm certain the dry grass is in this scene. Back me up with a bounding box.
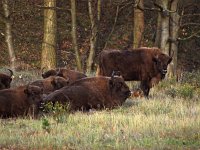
[0,70,199,149]
[0,97,199,149]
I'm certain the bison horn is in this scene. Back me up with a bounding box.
[7,69,13,77]
[41,67,46,77]
[111,70,121,77]
[56,68,61,76]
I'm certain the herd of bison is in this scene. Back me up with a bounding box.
[0,47,173,118]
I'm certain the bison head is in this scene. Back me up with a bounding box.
[109,73,131,101]
[24,84,44,104]
[153,53,172,79]
[51,76,69,90]
[0,69,13,90]
[42,69,57,78]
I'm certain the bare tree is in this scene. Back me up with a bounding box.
[71,0,82,71]
[159,0,170,55]
[168,0,180,77]
[154,0,180,77]
[133,0,144,48]
[86,0,100,74]
[41,0,57,69]
[2,0,16,71]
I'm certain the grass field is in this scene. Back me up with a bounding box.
[0,71,200,149]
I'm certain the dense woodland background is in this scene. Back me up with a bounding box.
[0,0,200,75]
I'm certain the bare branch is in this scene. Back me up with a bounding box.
[178,30,200,41]
[103,5,120,49]
[180,23,200,27]
[180,13,200,18]
[35,4,70,11]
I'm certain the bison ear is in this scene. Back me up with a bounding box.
[51,79,57,87]
[65,77,70,84]
[24,88,31,96]
[24,83,31,95]
[42,73,45,78]
[152,55,159,63]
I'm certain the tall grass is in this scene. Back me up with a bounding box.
[0,70,200,149]
[0,98,199,149]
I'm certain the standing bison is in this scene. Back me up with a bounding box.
[96,47,172,97]
[42,68,87,84]
[30,76,69,94]
[0,69,13,90]
[43,74,131,111]
[0,84,43,118]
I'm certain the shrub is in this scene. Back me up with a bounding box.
[180,71,200,87]
[177,84,195,99]
[42,118,51,133]
[43,102,70,124]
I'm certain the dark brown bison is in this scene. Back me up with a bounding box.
[30,76,69,94]
[0,84,43,118]
[0,69,13,90]
[43,74,131,111]
[42,68,87,84]
[96,47,172,97]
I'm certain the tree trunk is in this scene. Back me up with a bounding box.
[133,0,144,48]
[154,13,162,47]
[71,0,82,71]
[97,0,101,21]
[86,0,98,74]
[2,0,16,71]
[41,0,57,69]
[168,0,180,77]
[160,0,170,55]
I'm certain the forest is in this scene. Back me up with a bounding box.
[0,0,200,149]
[0,0,200,74]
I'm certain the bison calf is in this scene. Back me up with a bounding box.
[43,75,131,111]
[0,84,43,118]
[0,69,13,90]
[30,76,69,94]
[42,68,87,84]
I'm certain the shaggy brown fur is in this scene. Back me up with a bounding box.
[42,68,87,84]
[30,76,69,94]
[96,47,172,97]
[43,76,131,111]
[0,85,43,118]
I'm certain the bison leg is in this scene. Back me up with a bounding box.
[140,80,150,98]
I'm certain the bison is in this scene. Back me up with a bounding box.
[43,74,131,111]
[0,84,43,118]
[30,76,69,94]
[0,69,13,90]
[42,68,87,84]
[96,47,172,97]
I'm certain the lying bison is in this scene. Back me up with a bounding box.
[42,68,87,84]
[43,74,131,111]
[96,47,172,97]
[0,69,13,90]
[30,76,69,94]
[0,84,43,118]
